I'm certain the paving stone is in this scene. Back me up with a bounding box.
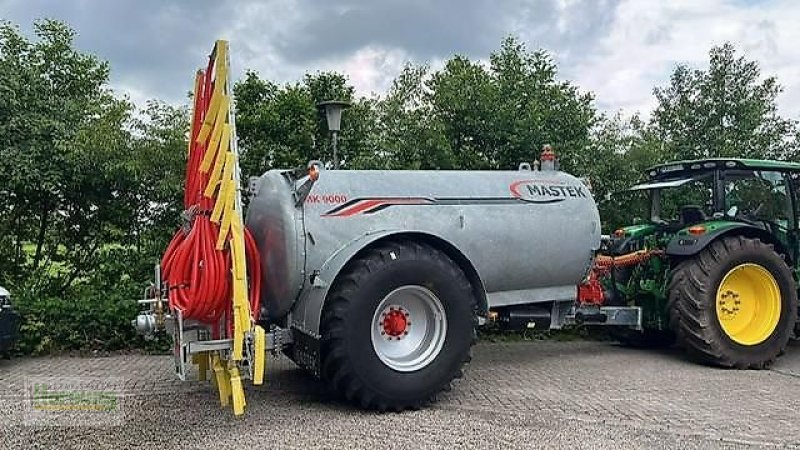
[1,340,798,449]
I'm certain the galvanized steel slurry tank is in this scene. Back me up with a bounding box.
[246,165,601,410]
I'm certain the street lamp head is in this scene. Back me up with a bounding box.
[317,100,350,132]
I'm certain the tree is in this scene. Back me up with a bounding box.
[427,55,498,169]
[234,38,598,174]
[488,37,596,171]
[0,20,139,293]
[651,43,799,161]
[0,20,188,353]
[365,63,452,170]
[582,114,661,229]
[234,70,376,173]
[6,19,799,353]
[304,71,379,170]
[234,71,317,176]
[427,37,597,171]
[128,101,188,258]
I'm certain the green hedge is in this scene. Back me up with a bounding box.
[11,246,169,355]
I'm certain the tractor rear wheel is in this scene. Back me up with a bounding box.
[320,240,477,411]
[668,236,797,368]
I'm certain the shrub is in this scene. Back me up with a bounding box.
[11,246,169,355]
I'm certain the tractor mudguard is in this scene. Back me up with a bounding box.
[665,221,789,260]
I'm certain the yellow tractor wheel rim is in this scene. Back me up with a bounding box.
[715,263,781,346]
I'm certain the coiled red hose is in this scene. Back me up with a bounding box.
[162,217,230,322]
[160,56,261,332]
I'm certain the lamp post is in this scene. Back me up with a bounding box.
[317,100,350,169]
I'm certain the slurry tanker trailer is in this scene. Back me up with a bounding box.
[243,157,601,411]
[134,40,797,416]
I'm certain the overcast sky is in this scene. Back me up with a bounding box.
[3,0,800,119]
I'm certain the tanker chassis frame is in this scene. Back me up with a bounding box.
[146,289,639,387]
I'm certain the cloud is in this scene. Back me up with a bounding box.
[2,0,230,104]
[265,0,537,62]
[569,0,800,118]
[3,0,800,120]
[229,0,620,98]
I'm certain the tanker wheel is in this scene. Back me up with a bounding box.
[668,236,797,369]
[320,240,477,411]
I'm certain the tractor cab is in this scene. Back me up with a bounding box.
[615,159,800,260]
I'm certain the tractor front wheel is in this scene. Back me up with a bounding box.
[668,236,797,368]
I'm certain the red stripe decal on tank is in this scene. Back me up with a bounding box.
[322,198,433,217]
[320,194,572,217]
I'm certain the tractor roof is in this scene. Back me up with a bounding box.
[646,158,800,180]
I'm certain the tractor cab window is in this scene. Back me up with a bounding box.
[723,170,792,232]
[657,174,716,225]
[628,174,715,227]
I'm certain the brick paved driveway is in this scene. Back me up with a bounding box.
[1,340,799,449]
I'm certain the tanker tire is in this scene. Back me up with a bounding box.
[667,236,797,369]
[320,240,477,411]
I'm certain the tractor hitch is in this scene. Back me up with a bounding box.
[565,305,642,329]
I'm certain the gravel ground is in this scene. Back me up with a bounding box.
[1,340,799,449]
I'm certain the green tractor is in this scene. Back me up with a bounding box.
[582,158,800,368]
